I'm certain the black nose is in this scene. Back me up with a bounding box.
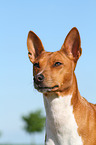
[34,74,44,84]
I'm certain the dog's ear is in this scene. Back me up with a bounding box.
[61,27,82,62]
[27,31,44,63]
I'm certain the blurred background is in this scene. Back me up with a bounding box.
[0,0,96,145]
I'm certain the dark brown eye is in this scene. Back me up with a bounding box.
[54,62,62,67]
[34,62,40,68]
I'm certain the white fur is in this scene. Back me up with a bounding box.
[44,94,83,145]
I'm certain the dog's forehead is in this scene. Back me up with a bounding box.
[35,51,52,62]
[37,51,66,62]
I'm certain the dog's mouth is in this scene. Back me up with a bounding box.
[34,83,59,93]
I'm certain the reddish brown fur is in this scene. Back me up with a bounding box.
[27,27,96,145]
[33,51,74,92]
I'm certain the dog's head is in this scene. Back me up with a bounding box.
[27,28,82,93]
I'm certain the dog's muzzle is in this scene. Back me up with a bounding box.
[34,74,59,92]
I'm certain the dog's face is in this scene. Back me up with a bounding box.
[32,51,74,93]
[27,28,82,93]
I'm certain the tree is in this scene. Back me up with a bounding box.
[22,109,45,143]
[0,131,2,137]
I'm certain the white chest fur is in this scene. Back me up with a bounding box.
[44,94,83,145]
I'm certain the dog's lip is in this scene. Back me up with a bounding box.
[34,83,59,92]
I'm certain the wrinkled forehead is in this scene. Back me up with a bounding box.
[35,51,68,63]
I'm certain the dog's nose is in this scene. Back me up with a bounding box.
[34,74,44,84]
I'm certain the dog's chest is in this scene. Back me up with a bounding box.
[44,94,83,145]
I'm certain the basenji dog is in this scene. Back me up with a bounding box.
[27,27,96,145]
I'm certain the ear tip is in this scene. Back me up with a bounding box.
[71,27,80,35]
[28,30,34,38]
[71,27,79,31]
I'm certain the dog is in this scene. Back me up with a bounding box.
[27,27,96,145]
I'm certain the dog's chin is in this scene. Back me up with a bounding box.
[34,83,59,93]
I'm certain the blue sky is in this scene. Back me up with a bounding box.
[0,0,96,144]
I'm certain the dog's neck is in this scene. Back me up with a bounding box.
[44,72,80,104]
[43,73,83,145]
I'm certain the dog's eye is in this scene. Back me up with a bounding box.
[54,62,62,67]
[34,62,40,68]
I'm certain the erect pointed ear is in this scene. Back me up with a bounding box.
[27,31,44,63]
[61,27,82,62]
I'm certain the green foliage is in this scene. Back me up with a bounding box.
[22,110,45,134]
[0,131,2,137]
